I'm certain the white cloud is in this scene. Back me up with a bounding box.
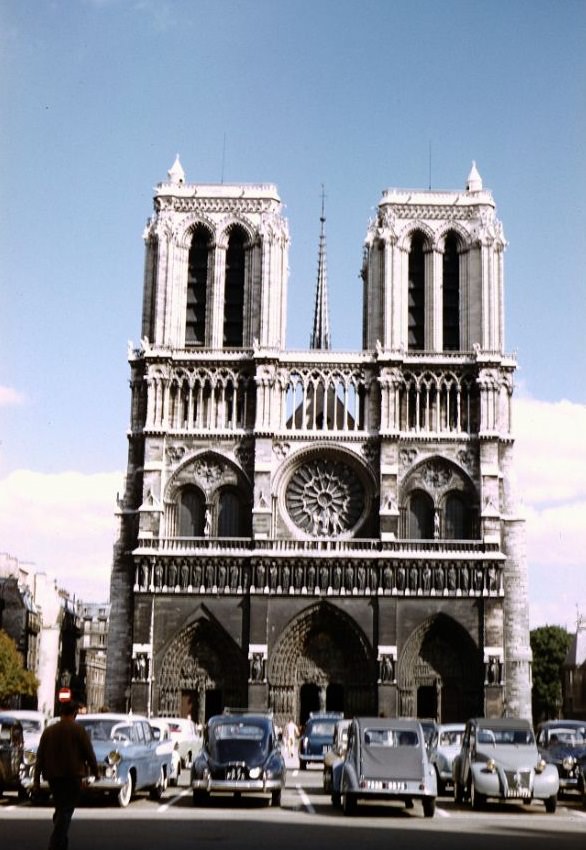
[514,396,586,628]
[0,469,123,602]
[0,385,26,406]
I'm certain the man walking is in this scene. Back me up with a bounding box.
[33,700,99,850]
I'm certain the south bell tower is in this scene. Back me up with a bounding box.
[362,163,531,718]
[106,160,531,725]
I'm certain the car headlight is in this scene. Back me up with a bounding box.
[249,767,261,779]
[23,750,37,766]
[485,758,497,773]
[535,759,547,774]
[562,756,576,771]
[107,750,122,766]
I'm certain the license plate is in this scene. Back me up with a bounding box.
[226,767,245,781]
[322,745,331,754]
[385,781,407,791]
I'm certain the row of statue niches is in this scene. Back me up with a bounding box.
[135,560,503,595]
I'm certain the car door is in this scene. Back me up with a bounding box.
[142,721,161,784]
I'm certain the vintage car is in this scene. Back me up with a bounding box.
[2,710,46,753]
[0,714,26,799]
[191,711,286,806]
[536,719,586,798]
[149,718,182,786]
[428,722,465,795]
[23,713,172,807]
[337,717,437,817]
[155,716,202,768]
[323,718,351,794]
[452,717,559,812]
[299,712,343,770]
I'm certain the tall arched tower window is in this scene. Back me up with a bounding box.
[408,491,434,539]
[224,227,246,347]
[186,225,211,346]
[443,232,460,351]
[408,232,426,351]
[178,486,205,536]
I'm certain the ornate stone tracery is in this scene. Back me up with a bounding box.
[285,457,364,537]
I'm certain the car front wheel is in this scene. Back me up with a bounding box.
[192,790,209,805]
[271,789,282,807]
[422,797,435,818]
[149,767,167,801]
[470,780,486,810]
[342,788,357,816]
[544,795,557,814]
[117,773,133,808]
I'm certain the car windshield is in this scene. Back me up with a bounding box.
[208,721,268,762]
[78,719,130,742]
[439,730,463,747]
[548,728,586,745]
[478,727,534,745]
[308,722,336,737]
[364,728,419,747]
[20,720,42,734]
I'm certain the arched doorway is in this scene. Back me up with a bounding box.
[397,613,483,722]
[268,602,377,728]
[156,614,247,725]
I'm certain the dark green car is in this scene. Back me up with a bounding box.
[0,714,26,799]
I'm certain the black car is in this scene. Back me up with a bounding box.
[536,719,586,799]
[0,714,26,800]
[299,712,343,770]
[191,711,286,806]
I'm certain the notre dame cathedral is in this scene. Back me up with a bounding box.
[105,158,532,726]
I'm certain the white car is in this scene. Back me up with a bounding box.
[155,717,202,767]
[149,719,181,786]
[2,710,46,753]
[428,723,465,795]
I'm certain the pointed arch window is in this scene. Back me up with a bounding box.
[408,232,425,351]
[444,492,470,540]
[178,485,205,536]
[217,489,245,537]
[186,225,211,346]
[408,491,434,539]
[443,233,460,351]
[223,227,246,347]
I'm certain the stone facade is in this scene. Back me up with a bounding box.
[106,159,532,725]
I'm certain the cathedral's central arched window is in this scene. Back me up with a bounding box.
[178,485,205,536]
[285,458,364,536]
[408,491,434,539]
[223,227,246,347]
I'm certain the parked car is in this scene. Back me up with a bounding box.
[191,711,286,806]
[419,718,438,751]
[323,718,351,794]
[23,713,172,807]
[149,718,182,786]
[155,716,201,768]
[299,712,343,770]
[0,714,26,799]
[536,719,586,798]
[337,717,437,817]
[1,710,46,753]
[428,722,465,795]
[452,717,559,812]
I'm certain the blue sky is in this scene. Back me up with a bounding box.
[0,0,585,627]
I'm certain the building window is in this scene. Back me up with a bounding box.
[408,491,434,539]
[223,227,246,347]
[444,493,470,539]
[178,486,205,536]
[186,225,211,346]
[217,489,243,537]
[443,232,460,350]
[408,232,426,351]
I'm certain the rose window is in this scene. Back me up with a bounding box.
[285,458,364,536]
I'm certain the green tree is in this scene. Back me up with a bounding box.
[530,625,572,723]
[0,629,38,705]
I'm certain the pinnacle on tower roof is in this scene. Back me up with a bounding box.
[168,154,185,186]
[310,186,332,350]
[466,161,483,192]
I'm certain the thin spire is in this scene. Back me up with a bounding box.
[310,185,331,350]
